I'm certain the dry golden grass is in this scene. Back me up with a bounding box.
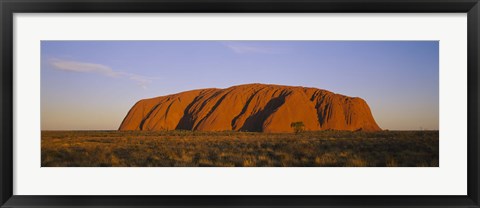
[41,130,439,167]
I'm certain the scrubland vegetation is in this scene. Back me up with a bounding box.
[41,130,438,167]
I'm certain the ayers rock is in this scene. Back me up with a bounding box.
[119,83,381,132]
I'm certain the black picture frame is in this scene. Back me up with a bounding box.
[1,0,479,207]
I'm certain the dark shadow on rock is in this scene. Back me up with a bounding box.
[193,92,229,130]
[239,91,290,132]
[231,87,265,129]
[175,95,204,130]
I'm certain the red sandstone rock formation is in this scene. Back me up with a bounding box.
[119,83,381,132]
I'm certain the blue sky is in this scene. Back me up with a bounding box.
[41,41,439,130]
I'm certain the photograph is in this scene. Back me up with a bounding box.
[40,40,439,167]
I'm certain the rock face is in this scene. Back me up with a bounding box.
[119,84,381,132]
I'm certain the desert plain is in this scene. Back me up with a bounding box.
[42,130,439,167]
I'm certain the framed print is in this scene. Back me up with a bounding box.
[1,0,479,207]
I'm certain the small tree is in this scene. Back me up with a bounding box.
[290,121,305,134]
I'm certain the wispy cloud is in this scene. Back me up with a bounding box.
[117,72,153,89]
[222,42,287,54]
[49,58,154,89]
